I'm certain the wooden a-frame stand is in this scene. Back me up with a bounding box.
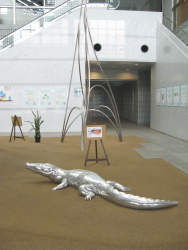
[9,115,25,142]
[84,139,110,166]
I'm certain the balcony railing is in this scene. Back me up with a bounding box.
[165,18,188,47]
[0,0,163,52]
[0,1,109,52]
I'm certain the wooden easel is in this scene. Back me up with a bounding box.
[84,139,110,166]
[9,115,25,142]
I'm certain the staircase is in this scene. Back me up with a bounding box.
[0,0,42,40]
[0,0,109,52]
[165,18,188,47]
[1,1,187,52]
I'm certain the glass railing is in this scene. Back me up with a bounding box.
[108,0,162,11]
[0,0,111,52]
[0,0,163,52]
[0,0,84,52]
[165,18,188,47]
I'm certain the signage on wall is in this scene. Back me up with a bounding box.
[156,85,188,108]
[25,89,37,106]
[0,86,12,101]
[180,85,188,107]
[173,86,180,107]
[167,87,172,106]
[40,89,51,106]
[161,88,166,106]
[55,88,67,106]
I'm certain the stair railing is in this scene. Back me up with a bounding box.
[0,0,109,52]
[16,0,39,7]
[164,18,188,46]
[0,0,81,52]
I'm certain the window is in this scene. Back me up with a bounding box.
[0,8,8,15]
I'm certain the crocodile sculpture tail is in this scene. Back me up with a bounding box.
[100,187,178,209]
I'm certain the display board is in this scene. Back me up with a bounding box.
[11,116,22,126]
[84,125,106,140]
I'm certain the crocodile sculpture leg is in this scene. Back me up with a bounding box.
[107,181,132,192]
[78,184,96,201]
[52,178,68,191]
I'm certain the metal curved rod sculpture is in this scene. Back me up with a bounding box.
[86,24,122,133]
[89,84,122,140]
[61,108,121,144]
[25,163,178,210]
[61,0,123,147]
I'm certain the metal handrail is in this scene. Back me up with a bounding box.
[164,18,188,39]
[0,29,17,39]
[16,0,39,7]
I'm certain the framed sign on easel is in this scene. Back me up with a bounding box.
[9,115,25,142]
[84,125,110,166]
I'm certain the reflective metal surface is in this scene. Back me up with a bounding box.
[25,163,178,209]
[61,0,123,148]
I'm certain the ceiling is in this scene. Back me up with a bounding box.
[88,61,154,86]
[89,61,154,72]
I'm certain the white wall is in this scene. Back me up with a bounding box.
[0,10,85,135]
[0,7,162,135]
[150,22,188,141]
[87,9,162,62]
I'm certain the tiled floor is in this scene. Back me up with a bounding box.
[106,121,188,174]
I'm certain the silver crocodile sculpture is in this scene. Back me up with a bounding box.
[25,163,178,210]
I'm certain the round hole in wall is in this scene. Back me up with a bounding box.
[141,45,149,53]
[94,43,102,51]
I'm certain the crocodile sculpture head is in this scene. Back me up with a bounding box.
[25,163,54,176]
[25,163,66,183]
